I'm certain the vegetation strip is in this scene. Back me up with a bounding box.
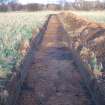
[0,12,51,83]
[0,14,52,105]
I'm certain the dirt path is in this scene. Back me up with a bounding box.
[17,15,93,105]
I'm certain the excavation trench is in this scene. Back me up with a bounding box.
[17,15,93,105]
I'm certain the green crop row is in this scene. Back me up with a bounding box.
[0,11,52,82]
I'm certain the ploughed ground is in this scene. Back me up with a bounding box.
[17,15,93,105]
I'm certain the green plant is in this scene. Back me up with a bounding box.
[0,11,52,84]
[80,47,103,72]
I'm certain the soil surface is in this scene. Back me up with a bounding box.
[17,15,93,105]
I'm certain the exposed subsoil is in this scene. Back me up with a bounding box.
[17,15,93,105]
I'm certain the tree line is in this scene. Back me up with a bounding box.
[69,0,105,10]
[0,0,105,12]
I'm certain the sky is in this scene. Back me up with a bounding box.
[18,0,102,4]
[18,0,69,4]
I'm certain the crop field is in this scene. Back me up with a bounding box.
[0,11,105,82]
[0,11,52,81]
[72,11,105,23]
[0,10,105,105]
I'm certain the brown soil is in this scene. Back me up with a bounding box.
[59,12,105,67]
[17,15,93,105]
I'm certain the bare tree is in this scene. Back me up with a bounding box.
[59,0,65,9]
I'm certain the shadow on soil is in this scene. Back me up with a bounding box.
[44,47,73,60]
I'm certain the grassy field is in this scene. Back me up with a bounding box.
[72,11,105,23]
[0,11,52,80]
[0,10,105,83]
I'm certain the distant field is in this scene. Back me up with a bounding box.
[72,11,105,23]
[0,11,52,80]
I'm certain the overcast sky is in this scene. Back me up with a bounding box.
[18,0,69,4]
[18,0,103,4]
